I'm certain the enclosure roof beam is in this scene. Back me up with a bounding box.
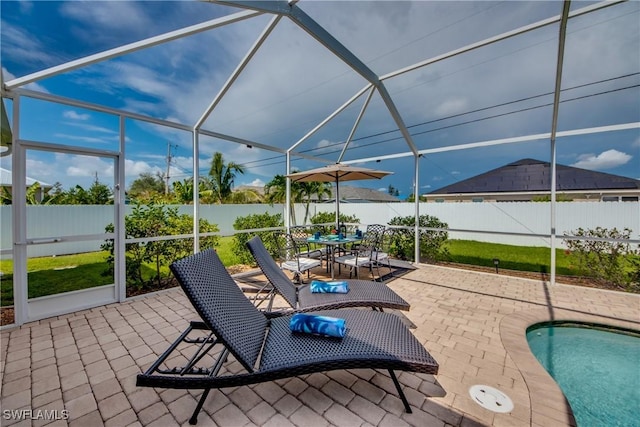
[13,88,193,132]
[5,10,261,90]
[381,0,624,81]
[214,1,379,84]
[199,129,330,163]
[194,15,281,130]
[341,122,640,164]
[287,84,372,153]
[216,1,420,158]
[337,86,375,163]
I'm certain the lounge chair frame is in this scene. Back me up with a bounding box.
[137,249,438,425]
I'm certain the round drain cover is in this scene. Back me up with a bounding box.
[469,385,514,413]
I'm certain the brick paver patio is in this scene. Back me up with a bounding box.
[1,264,638,426]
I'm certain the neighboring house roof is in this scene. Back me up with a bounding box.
[0,167,52,188]
[429,158,640,195]
[320,186,401,203]
[236,184,400,202]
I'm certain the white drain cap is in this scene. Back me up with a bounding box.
[469,385,514,413]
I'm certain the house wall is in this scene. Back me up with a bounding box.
[1,201,637,258]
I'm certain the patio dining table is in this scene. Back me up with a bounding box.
[307,234,361,280]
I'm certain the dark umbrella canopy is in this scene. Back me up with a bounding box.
[286,164,393,229]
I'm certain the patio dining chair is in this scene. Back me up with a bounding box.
[136,249,439,425]
[273,231,322,284]
[334,230,380,280]
[370,227,394,279]
[245,236,410,314]
[290,225,329,262]
[350,223,386,253]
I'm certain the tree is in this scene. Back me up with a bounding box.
[172,178,195,204]
[264,174,302,224]
[227,188,264,204]
[298,181,331,224]
[387,214,449,262]
[405,193,427,202]
[102,202,219,289]
[56,180,113,205]
[387,184,399,197]
[128,172,165,201]
[264,175,332,225]
[207,152,244,204]
[0,181,67,205]
[231,212,283,265]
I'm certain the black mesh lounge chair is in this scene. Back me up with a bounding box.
[136,249,438,425]
[246,235,410,313]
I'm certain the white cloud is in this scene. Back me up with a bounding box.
[53,133,109,144]
[2,67,49,93]
[0,23,60,70]
[60,1,151,36]
[245,179,265,187]
[571,149,632,170]
[435,97,469,117]
[124,158,162,178]
[63,110,90,121]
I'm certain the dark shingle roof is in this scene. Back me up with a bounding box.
[429,158,640,194]
[313,185,400,203]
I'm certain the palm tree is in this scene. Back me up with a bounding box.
[264,175,331,225]
[299,181,331,224]
[227,188,264,204]
[208,152,245,204]
[264,174,303,224]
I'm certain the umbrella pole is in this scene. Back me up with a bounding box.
[335,178,340,231]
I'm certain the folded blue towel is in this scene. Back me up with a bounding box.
[310,280,349,294]
[289,313,346,338]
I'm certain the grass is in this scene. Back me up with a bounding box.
[0,237,245,306]
[0,237,616,306]
[216,236,244,266]
[1,251,113,306]
[443,240,578,276]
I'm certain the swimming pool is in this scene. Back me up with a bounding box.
[527,322,640,427]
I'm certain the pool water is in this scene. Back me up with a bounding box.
[527,323,640,427]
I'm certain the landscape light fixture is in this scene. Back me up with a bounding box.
[493,258,500,274]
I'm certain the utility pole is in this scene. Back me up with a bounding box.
[165,142,177,194]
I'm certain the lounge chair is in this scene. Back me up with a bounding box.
[245,235,410,313]
[136,249,439,425]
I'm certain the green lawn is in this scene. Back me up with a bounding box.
[0,237,244,306]
[0,237,590,306]
[443,240,577,276]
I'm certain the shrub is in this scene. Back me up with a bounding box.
[102,203,219,290]
[563,227,639,291]
[232,212,283,265]
[387,214,449,262]
[310,212,359,233]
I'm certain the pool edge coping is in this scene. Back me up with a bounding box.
[500,308,640,427]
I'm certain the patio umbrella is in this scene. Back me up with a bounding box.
[286,163,393,229]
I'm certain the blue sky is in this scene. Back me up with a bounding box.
[1,0,639,198]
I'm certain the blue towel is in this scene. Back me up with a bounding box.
[289,313,346,338]
[310,280,349,294]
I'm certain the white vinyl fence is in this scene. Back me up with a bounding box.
[300,201,640,248]
[1,201,638,258]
